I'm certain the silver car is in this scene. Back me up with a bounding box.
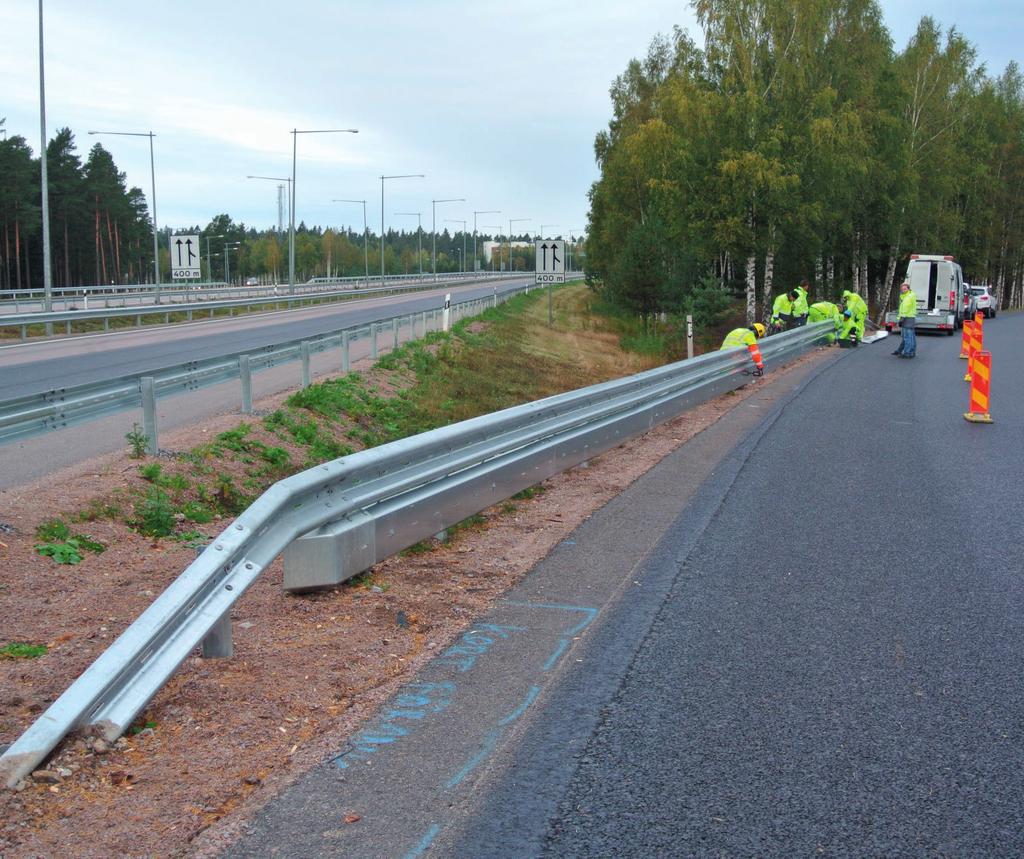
[969,285,997,318]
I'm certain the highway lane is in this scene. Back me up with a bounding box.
[219,314,1024,857]
[0,277,532,399]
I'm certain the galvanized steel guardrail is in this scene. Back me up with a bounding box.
[0,284,537,450]
[0,321,833,786]
[0,272,526,339]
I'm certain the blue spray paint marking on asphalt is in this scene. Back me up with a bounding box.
[542,638,570,671]
[504,602,598,637]
[445,728,502,789]
[499,685,541,726]
[403,823,442,859]
[434,622,527,673]
[334,681,455,769]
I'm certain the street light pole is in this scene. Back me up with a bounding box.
[395,212,423,278]
[247,175,292,226]
[290,128,358,293]
[223,241,240,286]
[205,233,224,281]
[38,0,53,314]
[508,218,530,274]
[432,198,465,280]
[89,129,160,300]
[380,175,425,285]
[473,210,500,274]
[332,199,369,283]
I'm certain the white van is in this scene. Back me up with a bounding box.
[884,254,965,335]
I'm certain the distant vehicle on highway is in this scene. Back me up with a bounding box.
[968,284,997,317]
[245,277,259,287]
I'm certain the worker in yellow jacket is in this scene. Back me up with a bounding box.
[808,301,841,343]
[892,281,917,358]
[839,290,867,346]
[720,322,766,375]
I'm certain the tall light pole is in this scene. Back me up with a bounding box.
[332,199,369,283]
[247,174,292,230]
[204,233,224,281]
[380,174,424,285]
[291,128,359,293]
[508,218,530,274]
[395,212,423,278]
[223,241,241,286]
[445,219,467,272]
[473,210,500,274]
[38,0,53,314]
[89,128,160,300]
[432,198,465,280]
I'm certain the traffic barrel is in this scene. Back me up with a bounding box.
[964,350,993,424]
[959,319,971,359]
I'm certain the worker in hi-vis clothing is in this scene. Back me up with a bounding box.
[839,290,867,345]
[892,281,917,358]
[792,281,810,325]
[720,322,766,375]
[808,300,841,342]
[770,290,799,328]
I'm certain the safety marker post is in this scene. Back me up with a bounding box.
[959,318,971,359]
[964,350,993,424]
[965,320,983,382]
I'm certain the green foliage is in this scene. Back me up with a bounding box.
[36,518,70,543]
[0,642,48,659]
[135,489,176,538]
[34,518,105,564]
[125,424,148,459]
[181,501,214,524]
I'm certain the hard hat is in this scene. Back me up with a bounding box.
[751,322,766,338]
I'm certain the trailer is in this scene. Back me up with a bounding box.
[884,254,966,336]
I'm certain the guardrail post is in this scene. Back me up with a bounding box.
[421,311,427,337]
[240,355,253,414]
[687,314,694,360]
[392,319,399,352]
[301,341,311,388]
[341,330,351,372]
[201,615,233,658]
[141,376,159,456]
[371,323,378,359]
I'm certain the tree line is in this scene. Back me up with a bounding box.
[585,0,1024,325]
[0,122,584,289]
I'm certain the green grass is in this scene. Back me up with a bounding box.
[0,642,48,660]
[34,518,106,564]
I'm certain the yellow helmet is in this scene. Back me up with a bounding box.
[752,322,766,338]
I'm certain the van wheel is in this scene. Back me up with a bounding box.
[946,328,955,336]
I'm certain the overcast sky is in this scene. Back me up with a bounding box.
[1,1,1020,239]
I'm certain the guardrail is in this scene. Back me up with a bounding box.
[0,321,832,787]
[0,284,540,450]
[0,272,531,340]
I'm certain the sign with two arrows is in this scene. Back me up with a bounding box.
[535,240,565,284]
[170,234,201,279]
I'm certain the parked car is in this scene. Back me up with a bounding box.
[968,284,997,318]
[244,276,259,287]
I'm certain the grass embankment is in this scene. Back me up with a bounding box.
[35,283,664,555]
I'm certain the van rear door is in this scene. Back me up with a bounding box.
[907,260,933,310]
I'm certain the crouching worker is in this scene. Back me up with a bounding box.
[839,290,867,347]
[720,322,766,376]
[808,300,841,343]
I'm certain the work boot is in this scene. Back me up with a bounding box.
[891,349,902,355]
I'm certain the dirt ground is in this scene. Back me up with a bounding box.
[0,347,826,858]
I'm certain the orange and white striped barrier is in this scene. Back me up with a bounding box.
[959,319,971,359]
[965,319,984,382]
[964,350,993,424]
[747,342,764,372]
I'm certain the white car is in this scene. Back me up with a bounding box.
[244,276,259,287]
[968,284,997,318]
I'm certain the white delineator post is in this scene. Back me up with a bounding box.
[687,314,694,360]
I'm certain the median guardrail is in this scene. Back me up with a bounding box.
[0,272,527,340]
[0,321,833,787]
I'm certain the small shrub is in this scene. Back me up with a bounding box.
[36,518,70,542]
[181,501,214,524]
[0,642,47,659]
[139,462,163,482]
[136,489,176,538]
[126,424,148,458]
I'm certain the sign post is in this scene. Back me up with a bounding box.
[536,239,565,325]
[170,234,202,282]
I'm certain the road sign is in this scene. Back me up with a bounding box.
[535,240,565,284]
[170,234,201,279]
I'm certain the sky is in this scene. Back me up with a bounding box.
[1,1,1021,241]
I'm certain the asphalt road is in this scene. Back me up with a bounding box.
[222,314,1024,857]
[0,277,531,399]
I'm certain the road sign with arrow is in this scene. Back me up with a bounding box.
[170,234,201,279]
[535,239,565,284]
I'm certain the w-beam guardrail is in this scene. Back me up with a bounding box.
[0,272,528,340]
[0,284,539,451]
[0,321,833,787]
